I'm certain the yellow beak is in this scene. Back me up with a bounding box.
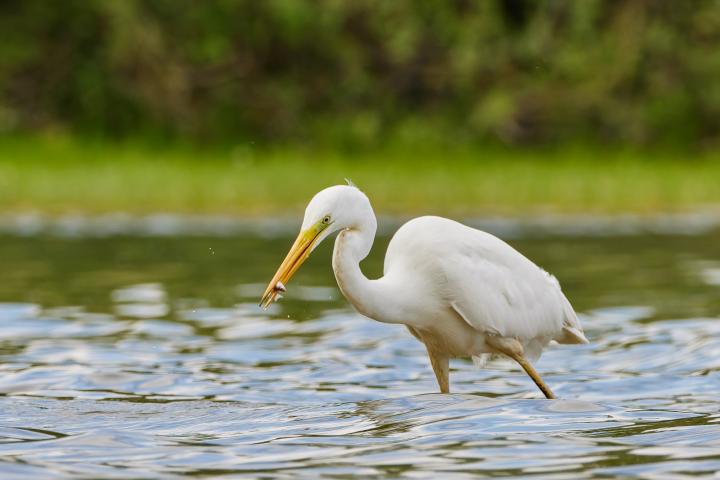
[260,222,325,309]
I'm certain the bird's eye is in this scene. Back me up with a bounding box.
[322,215,331,224]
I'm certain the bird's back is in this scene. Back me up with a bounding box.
[384,216,587,359]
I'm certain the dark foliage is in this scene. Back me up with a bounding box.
[1,1,719,147]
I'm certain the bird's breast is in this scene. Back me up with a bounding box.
[411,309,489,357]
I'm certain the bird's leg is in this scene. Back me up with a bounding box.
[487,336,556,399]
[426,348,450,394]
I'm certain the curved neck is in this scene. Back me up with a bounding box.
[332,215,403,324]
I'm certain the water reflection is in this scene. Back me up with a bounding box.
[0,228,718,477]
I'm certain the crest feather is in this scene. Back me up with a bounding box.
[344,178,357,188]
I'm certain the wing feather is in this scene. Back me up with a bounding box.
[440,225,587,346]
[384,216,588,353]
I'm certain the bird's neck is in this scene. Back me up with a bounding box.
[332,217,403,324]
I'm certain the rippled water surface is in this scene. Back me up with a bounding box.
[0,223,719,478]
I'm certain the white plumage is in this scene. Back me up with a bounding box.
[384,216,587,361]
[261,184,588,398]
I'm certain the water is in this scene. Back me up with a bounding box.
[0,222,719,478]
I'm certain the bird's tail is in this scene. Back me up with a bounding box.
[557,325,589,344]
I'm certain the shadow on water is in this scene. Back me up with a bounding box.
[0,222,718,477]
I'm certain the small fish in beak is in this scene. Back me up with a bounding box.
[260,218,332,309]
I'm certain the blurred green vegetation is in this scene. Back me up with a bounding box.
[2,2,719,215]
[2,1,720,148]
[1,136,719,215]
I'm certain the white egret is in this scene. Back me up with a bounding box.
[260,184,588,398]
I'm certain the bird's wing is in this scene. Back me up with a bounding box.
[441,230,587,345]
[384,216,587,348]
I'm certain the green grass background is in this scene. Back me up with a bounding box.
[2,136,719,217]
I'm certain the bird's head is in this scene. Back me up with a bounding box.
[260,184,372,309]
